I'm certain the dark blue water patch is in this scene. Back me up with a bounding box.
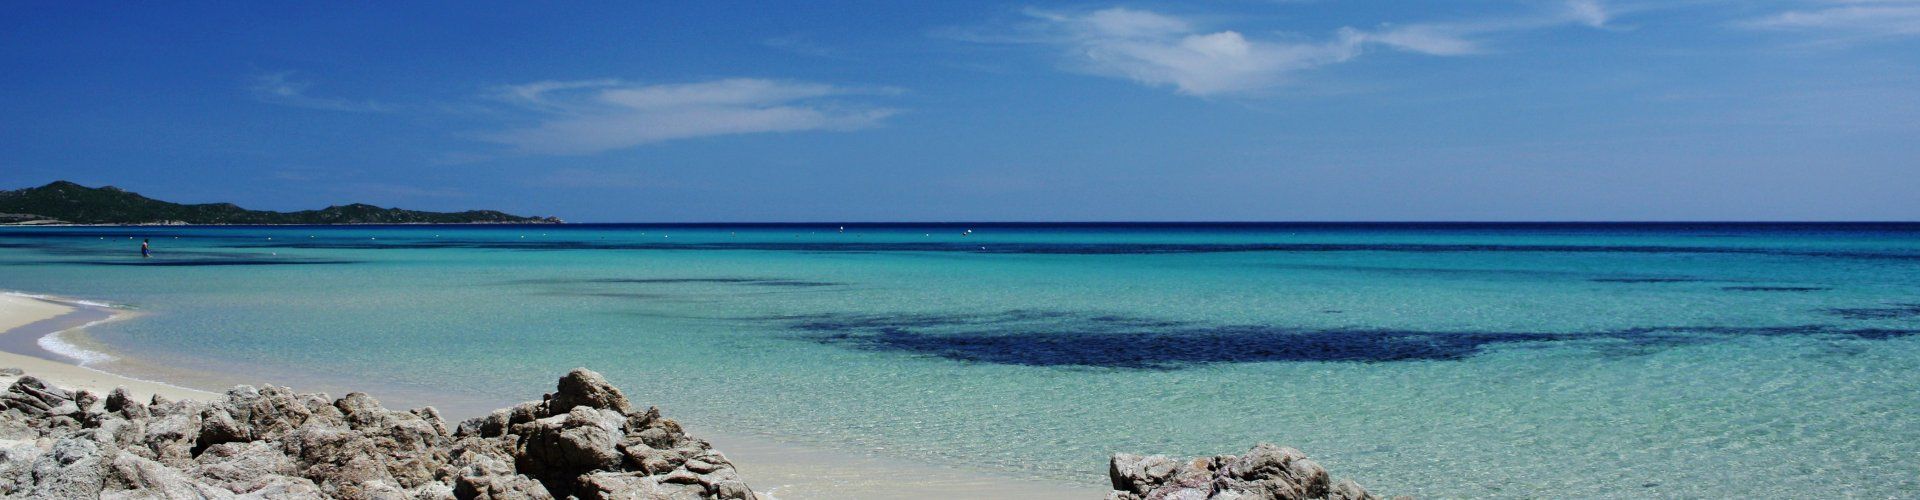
[46,258,362,267]
[1824,303,1920,320]
[1722,286,1830,292]
[1266,263,1599,280]
[1085,315,1187,328]
[34,246,246,258]
[778,309,1078,331]
[809,327,1565,367]
[779,311,1920,369]
[0,239,249,259]
[1590,277,1705,283]
[541,291,672,300]
[0,230,261,241]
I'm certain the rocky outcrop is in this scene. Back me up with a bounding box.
[1107,443,1386,500]
[0,370,758,499]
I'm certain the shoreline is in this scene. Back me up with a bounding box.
[0,292,215,403]
[0,290,1102,499]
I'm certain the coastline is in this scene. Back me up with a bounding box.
[0,292,214,403]
[0,221,563,227]
[0,290,1103,499]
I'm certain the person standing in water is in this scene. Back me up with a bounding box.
[140,238,150,258]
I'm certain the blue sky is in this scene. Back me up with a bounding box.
[2,1,1917,221]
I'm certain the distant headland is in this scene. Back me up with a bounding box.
[0,181,561,225]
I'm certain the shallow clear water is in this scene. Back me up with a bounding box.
[3,223,1919,497]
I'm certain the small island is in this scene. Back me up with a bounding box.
[0,181,562,225]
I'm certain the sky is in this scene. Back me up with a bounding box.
[2,1,1917,222]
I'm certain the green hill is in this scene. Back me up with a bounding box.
[0,181,562,225]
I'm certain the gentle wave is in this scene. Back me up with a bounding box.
[3,290,123,309]
[37,318,120,366]
[7,292,211,396]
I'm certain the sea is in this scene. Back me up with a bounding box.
[2,223,1918,498]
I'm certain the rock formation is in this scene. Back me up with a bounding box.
[1107,443,1385,500]
[0,369,756,499]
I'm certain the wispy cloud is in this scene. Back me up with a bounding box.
[247,72,390,112]
[979,2,1613,97]
[1739,0,1920,41]
[527,167,688,190]
[483,78,900,155]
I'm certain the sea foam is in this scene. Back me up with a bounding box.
[37,318,119,366]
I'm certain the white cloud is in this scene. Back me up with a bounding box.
[1008,2,1613,97]
[483,78,900,155]
[247,72,389,112]
[1566,0,1612,28]
[1741,1,1920,40]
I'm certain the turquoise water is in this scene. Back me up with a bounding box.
[4,223,1919,497]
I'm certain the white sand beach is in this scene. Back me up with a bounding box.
[0,292,214,403]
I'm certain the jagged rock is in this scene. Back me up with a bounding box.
[1328,478,1375,500]
[102,389,147,420]
[546,369,633,415]
[1108,443,1381,500]
[456,409,510,439]
[246,474,327,498]
[24,437,109,499]
[102,451,234,498]
[451,451,552,499]
[575,472,670,500]
[515,406,626,480]
[137,406,203,467]
[0,377,74,418]
[190,441,299,493]
[0,368,766,499]
[197,408,250,452]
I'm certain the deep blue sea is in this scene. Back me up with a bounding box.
[4,223,1919,497]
